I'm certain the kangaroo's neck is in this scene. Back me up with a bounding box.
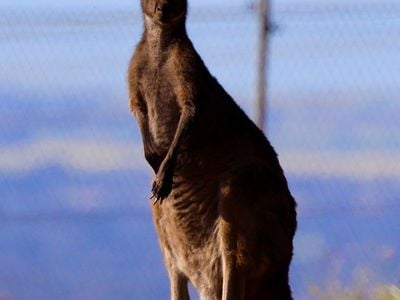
[143,16,187,62]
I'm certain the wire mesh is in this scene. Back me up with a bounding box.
[0,1,399,299]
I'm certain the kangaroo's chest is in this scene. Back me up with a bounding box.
[141,64,180,149]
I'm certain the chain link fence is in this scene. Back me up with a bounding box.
[0,1,399,299]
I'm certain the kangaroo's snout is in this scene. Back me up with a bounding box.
[142,0,187,25]
[155,1,171,19]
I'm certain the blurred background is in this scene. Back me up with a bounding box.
[0,0,399,299]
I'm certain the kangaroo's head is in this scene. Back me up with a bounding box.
[141,0,187,26]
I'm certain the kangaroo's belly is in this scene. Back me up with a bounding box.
[152,177,223,294]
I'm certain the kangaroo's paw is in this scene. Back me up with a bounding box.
[151,168,173,204]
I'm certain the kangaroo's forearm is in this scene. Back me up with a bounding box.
[151,101,195,202]
[131,91,163,172]
[160,102,195,170]
[136,111,162,171]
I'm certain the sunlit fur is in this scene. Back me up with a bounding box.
[129,1,297,299]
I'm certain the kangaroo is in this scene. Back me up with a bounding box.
[128,0,297,299]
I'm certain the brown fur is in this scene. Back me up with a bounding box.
[128,1,297,299]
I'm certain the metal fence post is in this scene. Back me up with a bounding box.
[256,0,271,133]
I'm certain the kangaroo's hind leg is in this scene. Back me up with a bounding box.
[219,217,246,300]
[218,171,257,300]
[218,164,295,300]
[168,267,190,300]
